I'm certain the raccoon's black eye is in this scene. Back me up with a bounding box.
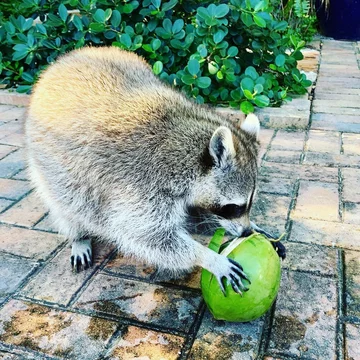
[217,204,247,219]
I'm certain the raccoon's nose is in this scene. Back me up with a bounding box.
[242,227,253,237]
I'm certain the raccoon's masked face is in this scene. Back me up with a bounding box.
[193,114,260,237]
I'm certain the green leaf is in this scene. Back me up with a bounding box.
[58,4,68,22]
[93,9,105,23]
[163,18,172,33]
[197,7,209,20]
[111,10,121,27]
[188,59,200,76]
[254,94,270,107]
[16,85,32,94]
[104,9,112,21]
[301,79,312,87]
[172,19,183,33]
[215,4,229,18]
[273,20,287,31]
[243,89,253,100]
[253,14,266,28]
[12,49,29,61]
[216,71,224,80]
[292,50,303,60]
[4,22,16,34]
[254,84,263,94]
[142,44,153,52]
[241,12,253,26]
[153,61,163,75]
[208,62,219,75]
[152,39,161,51]
[197,76,211,89]
[89,23,105,32]
[227,46,238,57]
[21,72,34,82]
[245,66,258,80]
[241,101,254,114]
[181,74,195,85]
[241,77,255,92]
[275,54,285,67]
[254,0,265,11]
[72,16,83,31]
[152,0,161,9]
[120,33,132,48]
[231,89,242,101]
[198,44,207,58]
[213,30,225,44]
[162,0,178,11]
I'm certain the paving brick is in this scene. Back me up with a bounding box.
[271,131,305,151]
[315,93,360,101]
[343,133,360,155]
[292,181,339,222]
[344,203,360,225]
[342,168,360,203]
[258,177,295,196]
[0,145,16,161]
[290,219,360,251]
[345,323,360,360]
[311,113,360,134]
[0,108,26,122]
[0,199,13,213]
[0,299,117,360]
[269,271,337,359]
[313,99,360,109]
[345,250,360,318]
[260,161,339,183]
[304,152,360,167]
[306,130,341,154]
[11,169,28,181]
[0,225,64,260]
[21,242,113,306]
[252,194,291,220]
[317,71,360,79]
[259,128,275,148]
[313,106,360,116]
[0,253,36,303]
[189,310,263,360]
[0,150,25,178]
[0,192,47,227]
[109,326,184,360]
[0,134,24,147]
[0,179,31,200]
[32,215,57,233]
[283,242,338,276]
[265,150,301,164]
[75,274,201,332]
[315,87,360,95]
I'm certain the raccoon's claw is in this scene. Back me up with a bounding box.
[272,241,286,260]
[70,239,93,272]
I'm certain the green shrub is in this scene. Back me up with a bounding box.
[0,0,313,113]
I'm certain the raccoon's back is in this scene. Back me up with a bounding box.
[27,47,175,135]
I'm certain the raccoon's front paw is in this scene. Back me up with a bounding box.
[210,255,250,296]
[272,241,286,260]
[70,239,93,272]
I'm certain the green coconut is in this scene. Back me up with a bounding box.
[201,229,282,322]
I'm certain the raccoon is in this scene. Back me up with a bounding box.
[26,47,284,294]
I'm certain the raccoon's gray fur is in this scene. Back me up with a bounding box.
[26,46,270,293]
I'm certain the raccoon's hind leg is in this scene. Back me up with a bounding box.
[71,237,93,272]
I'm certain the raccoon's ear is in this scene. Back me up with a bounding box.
[241,113,260,140]
[209,126,236,169]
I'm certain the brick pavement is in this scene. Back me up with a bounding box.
[0,39,359,359]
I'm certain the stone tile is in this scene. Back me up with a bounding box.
[109,326,184,360]
[0,134,24,147]
[258,177,295,196]
[259,128,275,148]
[345,251,360,318]
[311,113,360,133]
[283,242,338,276]
[306,130,341,154]
[189,310,263,360]
[0,192,47,227]
[269,271,337,359]
[11,169,28,181]
[345,323,360,360]
[292,181,339,222]
[313,106,359,116]
[290,219,360,251]
[74,274,201,332]
[343,133,360,155]
[251,194,291,220]
[0,91,29,107]
[0,107,26,121]
[315,87,360,95]
[0,199,13,213]
[21,242,113,306]
[304,152,360,167]
[0,225,64,260]
[344,203,360,225]
[260,162,339,183]
[271,131,305,151]
[0,145,16,161]
[0,150,25,178]
[0,179,31,201]
[0,253,36,303]
[32,215,57,233]
[316,78,360,88]
[0,299,117,360]
[0,122,23,140]
[265,150,301,164]
[342,168,360,203]
[315,93,360,101]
